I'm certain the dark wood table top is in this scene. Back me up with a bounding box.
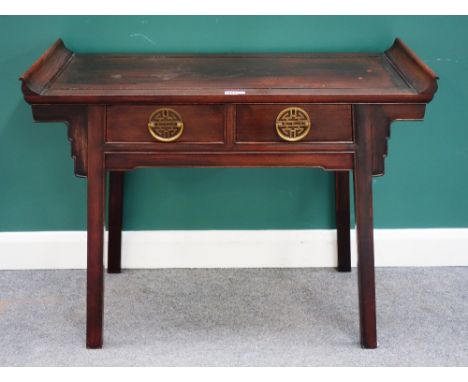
[21,38,437,104]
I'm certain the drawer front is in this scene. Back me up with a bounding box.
[106,105,225,143]
[236,104,352,143]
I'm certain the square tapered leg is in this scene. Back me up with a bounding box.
[108,171,124,274]
[335,171,351,272]
[353,105,378,349]
[86,106,106,349]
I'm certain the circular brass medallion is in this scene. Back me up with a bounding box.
[275,107,311,142]
[148,108,184,142]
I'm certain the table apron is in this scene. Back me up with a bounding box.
[104,151,354,171]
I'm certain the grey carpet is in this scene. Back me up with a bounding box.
[0,268,467,366]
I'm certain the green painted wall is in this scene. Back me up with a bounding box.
[0,16,467,231]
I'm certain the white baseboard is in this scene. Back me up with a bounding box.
[0,229,467,270]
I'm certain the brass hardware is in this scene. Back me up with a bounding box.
[275,107,311,142]
[147,108,184,142]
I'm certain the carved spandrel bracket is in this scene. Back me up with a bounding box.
[31,105,88,177]
[353,104,427,176]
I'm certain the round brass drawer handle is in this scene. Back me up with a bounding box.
[275,107,311,142]
[147,108,184,142]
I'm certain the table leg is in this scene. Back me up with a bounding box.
[86,106,106,349]
[335,171,351,272]
[108,171,124,274]
[353,105,377,349]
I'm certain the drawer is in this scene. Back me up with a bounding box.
[106,105,225,143]
[236,104,352,143]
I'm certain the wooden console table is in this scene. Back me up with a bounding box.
[20,39,438,349]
